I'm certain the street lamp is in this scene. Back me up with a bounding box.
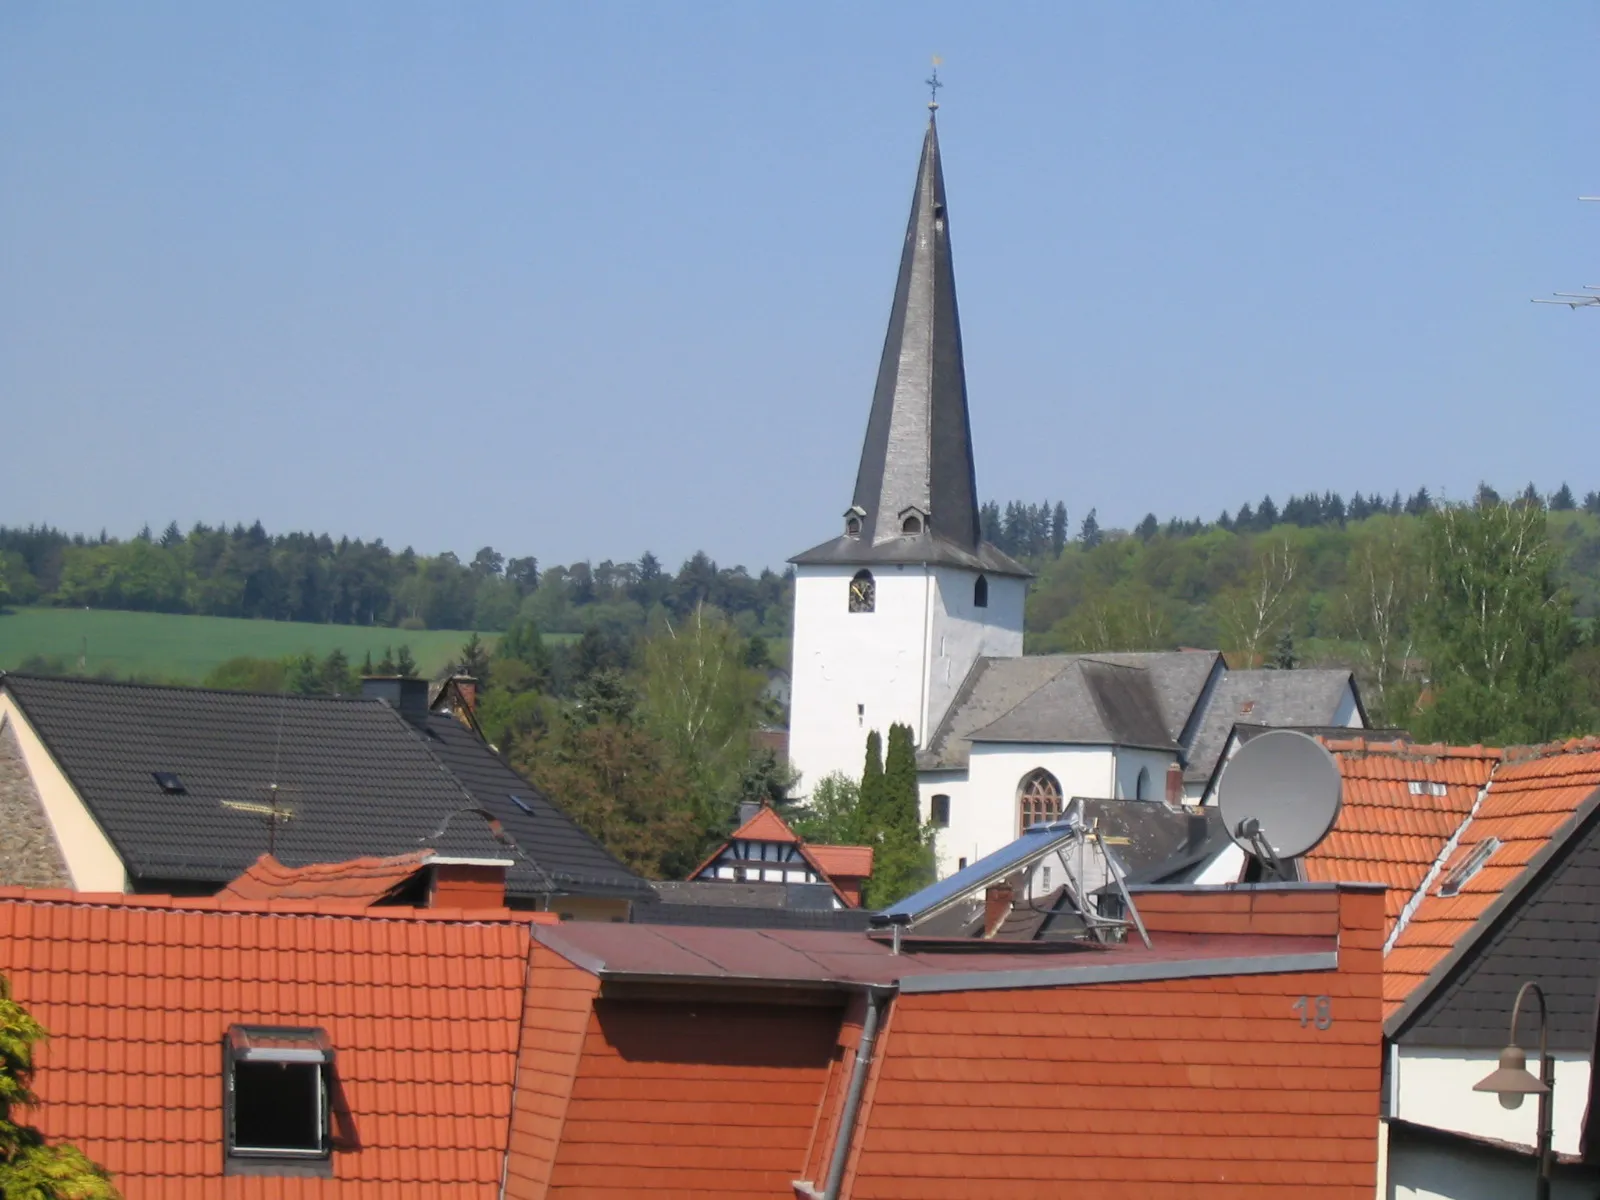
[1472,981,1555,1200]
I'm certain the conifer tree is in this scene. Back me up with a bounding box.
[862,724,933,908]
[858,730,885,834]
[394,645,419,678]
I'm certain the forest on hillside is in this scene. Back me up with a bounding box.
[7,479,1600,742]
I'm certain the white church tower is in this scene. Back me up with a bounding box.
[787,112,1031,794]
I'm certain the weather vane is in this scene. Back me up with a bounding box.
[926,56,943,111]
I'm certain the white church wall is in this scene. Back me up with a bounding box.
[1112,748,1178,801]
[924,568,1025,741]
[787,564,933,795]
[928,743,1118,877]
[920,772,970,876]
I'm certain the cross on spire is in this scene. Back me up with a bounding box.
[926,58,943,111]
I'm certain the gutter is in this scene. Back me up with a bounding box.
[823,987,889,1200]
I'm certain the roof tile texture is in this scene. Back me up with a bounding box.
[845,889,1384,1198]
[545,999,842,1197]
[1385,746,1600,1014]
[218,852,431,904]
[1306,740,1500,933]
[0,891,544,1197]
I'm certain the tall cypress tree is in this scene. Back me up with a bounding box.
[859,729,885,834]
[863,723,934,908]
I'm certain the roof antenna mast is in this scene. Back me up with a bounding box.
[926,56,943,112]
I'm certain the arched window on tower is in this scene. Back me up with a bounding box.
[974,575,988,608]
[1018,768,1063,831]
[1135,766,1151,801]
[848,570,875,614]
[901,514,922,535]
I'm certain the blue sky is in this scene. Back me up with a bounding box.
[2,3,1595,571]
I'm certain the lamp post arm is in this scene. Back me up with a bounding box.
[1509,981,1552,1200]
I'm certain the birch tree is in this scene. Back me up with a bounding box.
[1216,538,1301,667]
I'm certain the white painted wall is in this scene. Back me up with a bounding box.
[788,561,1023,798]
[788,565,933,794]
[922,744,1110,878]
[0,697,128,892]
[1393,1047,1590,1156]
[1113,748,1176,801]
[1388,1129,1598,1199]
[924,567,1024,742]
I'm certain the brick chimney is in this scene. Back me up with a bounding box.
[427,858,510,910]
[983,882,1014,938]
[451,676,479,713]
[1165,763,1186,805]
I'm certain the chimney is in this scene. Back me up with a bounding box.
[737,800,763,827]
[451,676,479,713]
[427,858,510,910]
[362,676,430,722]
[983,882,1014,938]
[1165,763,1185,805]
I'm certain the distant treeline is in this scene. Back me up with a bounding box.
[981,483,1599,561]
[0,521,791,639]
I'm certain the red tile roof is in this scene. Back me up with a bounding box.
[1384,742,1600,1013]
[0,886,549,1197]
[839,886,1386,1197]
[731,805,802,843]
[806,844,874,878]
[218,850,433,904]
[1306,739,1501,932]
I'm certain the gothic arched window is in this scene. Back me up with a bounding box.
[848,570,875,614]
[1135,766,1151,801]
[901,514,923,535]
[974,575,988,608]
[1018,769,1063,831]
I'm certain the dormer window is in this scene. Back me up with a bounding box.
[224,1025,335,1175]
[848,570,875,613]
[898,506,926,536]
[973,575,988,608]
[843,506,865,538]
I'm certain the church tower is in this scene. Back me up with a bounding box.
[787,112,1030,794]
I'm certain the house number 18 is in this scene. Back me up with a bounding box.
[1293,995,1333,1029]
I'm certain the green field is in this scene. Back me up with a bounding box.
[0,607,495,683]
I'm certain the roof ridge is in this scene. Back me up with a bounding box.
[2,670,383,704]
[1384,774,1493,953]
[0,884,556,923]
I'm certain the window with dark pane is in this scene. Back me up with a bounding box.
[973,575,988,608]
[930,794,951,828]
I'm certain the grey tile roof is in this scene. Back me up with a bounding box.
[1,673,651,901]
[918,651,1222,771]
[1183,669,1360,784]
[789,530,1031,577]
[1397,802,1600,1053]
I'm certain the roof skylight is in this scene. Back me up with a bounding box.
[1439,837,1501,897]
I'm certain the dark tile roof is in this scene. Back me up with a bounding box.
[919,651,1222,770]
[1183,669,1361,783]
[650,880,840,911]
[1,674,650,902]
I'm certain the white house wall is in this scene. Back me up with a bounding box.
[1387,1130,1598,1200]
[1393,1047,1590,1157]
[1112,748,1175,801]
[788,565,933,794]
[0,695,127,892]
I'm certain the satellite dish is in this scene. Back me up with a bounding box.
[1216,730,1342,861]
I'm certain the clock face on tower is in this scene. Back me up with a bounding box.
[848,571,875,614]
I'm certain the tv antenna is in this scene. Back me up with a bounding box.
[1533,197,1599,309]
[1216,730,1342,882]
[218,690,301,858]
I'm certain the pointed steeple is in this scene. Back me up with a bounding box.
[792,114,1027,577]
[850,113,979,549]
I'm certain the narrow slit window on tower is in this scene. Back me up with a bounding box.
[930,794,950,828]
[1135,766,1151,801]
[848,570,875,613]
[973,575,988,608]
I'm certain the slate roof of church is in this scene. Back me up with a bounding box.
[919,651,1222,770]
[789,115,1028,579]
[1184,668,1364,784]
[0,673,652,902]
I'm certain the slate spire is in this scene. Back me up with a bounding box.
[849,113,980,550]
